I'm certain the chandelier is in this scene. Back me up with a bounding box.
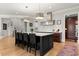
[35,4,44,19]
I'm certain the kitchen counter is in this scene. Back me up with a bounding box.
[27,32,53,36]
[35,33,53,36]
[35,31,53,33]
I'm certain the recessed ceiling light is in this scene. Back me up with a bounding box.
[25,6,28,8]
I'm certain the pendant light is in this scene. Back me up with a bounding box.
[36,4,44,19]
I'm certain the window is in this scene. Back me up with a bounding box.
[3,23,7,30]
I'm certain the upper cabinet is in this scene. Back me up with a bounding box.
[40,20,61,26]
[40,20,53,26]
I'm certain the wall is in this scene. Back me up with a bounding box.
[1,18,10,37]
[11,17,25,32]
[53,13,65,42]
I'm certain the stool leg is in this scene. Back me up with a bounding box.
[27,45,28,51]
[29,44,31,52]
[35,44,37,56]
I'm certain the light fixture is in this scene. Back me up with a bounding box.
[24,19,30,22]
[36,13,44,19]
[36,4,44,19]
[25,6,28,8]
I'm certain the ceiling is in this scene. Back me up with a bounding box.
[0,3,79,17]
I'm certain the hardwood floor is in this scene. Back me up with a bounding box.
[0,36,79,56]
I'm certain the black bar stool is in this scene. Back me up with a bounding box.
[22,33,29,51]
[15,32,19,46]
[29,33,40,55]
[18,32,23,47]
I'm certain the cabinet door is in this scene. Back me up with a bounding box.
[53,33,61,42]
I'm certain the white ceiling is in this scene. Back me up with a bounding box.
[0,3,79,16]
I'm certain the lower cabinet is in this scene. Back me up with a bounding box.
[53,33,61,42]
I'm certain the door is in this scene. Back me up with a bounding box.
[65,16,78,41]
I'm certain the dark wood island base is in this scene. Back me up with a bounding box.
[37,34,53,56]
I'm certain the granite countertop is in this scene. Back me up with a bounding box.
[35,33,53,36]
[27,32,53,36]
[27,31,62,36]
[35,31,53,33]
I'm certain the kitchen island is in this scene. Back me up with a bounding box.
[32,32,53,56]
[37,33,53,56]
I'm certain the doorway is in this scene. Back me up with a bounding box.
[65,15,78,42]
